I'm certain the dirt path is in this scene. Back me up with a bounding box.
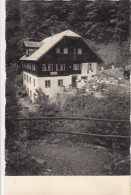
[29,139,113,175]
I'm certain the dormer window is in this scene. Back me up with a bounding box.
[27,63,31,69]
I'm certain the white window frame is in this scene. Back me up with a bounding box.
[60,64,65,71]
[81,76,88,80]
[33,79,35,87]
[29,77,31,84]
[45,80,51,88]
[88,63,92,70]
[73,64,82,70]
[48,64,53,71]
[27,63,31,69]
[58,79,63,87]
[30,90,32,98]
[42,64,46,71]
[56,64,65,71]
[63,47,68,54]
[78,48,82,54]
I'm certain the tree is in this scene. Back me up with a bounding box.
[34,88,59,117]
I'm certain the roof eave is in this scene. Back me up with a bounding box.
[81,38,104,63]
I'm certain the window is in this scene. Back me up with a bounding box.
[63,48,68,54]
[24,74,26,80]
[78,48,82,54]
[32,63,35,70]
[27,75,28,82]
[88,63,92,69]
[30,90,32,98]
[56,64,65,71]
[29,77,31,84]
[81,76,88,80]
[56,48,60,54]
[27,63,31,69]
[23,62,25,68]
[48,64,53,71]
[56,47,68,54]
[70,47,75,54]
[60,48,64,54]
[45,80,51,88]
[60,64,65,71]
[73,64,82,70]
[58,79,63,87]
[88,63,93,73]
[42,64,46,71]
[33,79,35,87]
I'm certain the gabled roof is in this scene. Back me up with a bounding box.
[20,29,103,62]
[24,41,43,48]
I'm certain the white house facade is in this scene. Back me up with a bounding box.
[20,30,103,101]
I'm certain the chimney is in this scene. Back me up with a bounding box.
[112,65,115,69]
[101,66,104,71]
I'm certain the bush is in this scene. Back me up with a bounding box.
[34,88,60,116]
[63,92,130,120]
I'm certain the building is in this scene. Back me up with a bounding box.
[93,65,124,86]
[20,30,103,101]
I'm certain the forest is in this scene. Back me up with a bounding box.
[6,0,130,66]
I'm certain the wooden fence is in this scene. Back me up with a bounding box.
[11,117,130,140]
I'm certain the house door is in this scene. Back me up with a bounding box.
[72,75,77,88]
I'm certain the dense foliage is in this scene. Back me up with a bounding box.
[35,88,60,116]
[6,0,130,65]
[63,90,130,120]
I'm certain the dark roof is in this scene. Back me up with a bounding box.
[24,41,43,48]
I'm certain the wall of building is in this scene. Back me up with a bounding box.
[79,63,98,81]
[23,62,99,101]
[23,71,38,101]
[37,75,72,98]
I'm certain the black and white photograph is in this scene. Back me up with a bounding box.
[5,0,130,176]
